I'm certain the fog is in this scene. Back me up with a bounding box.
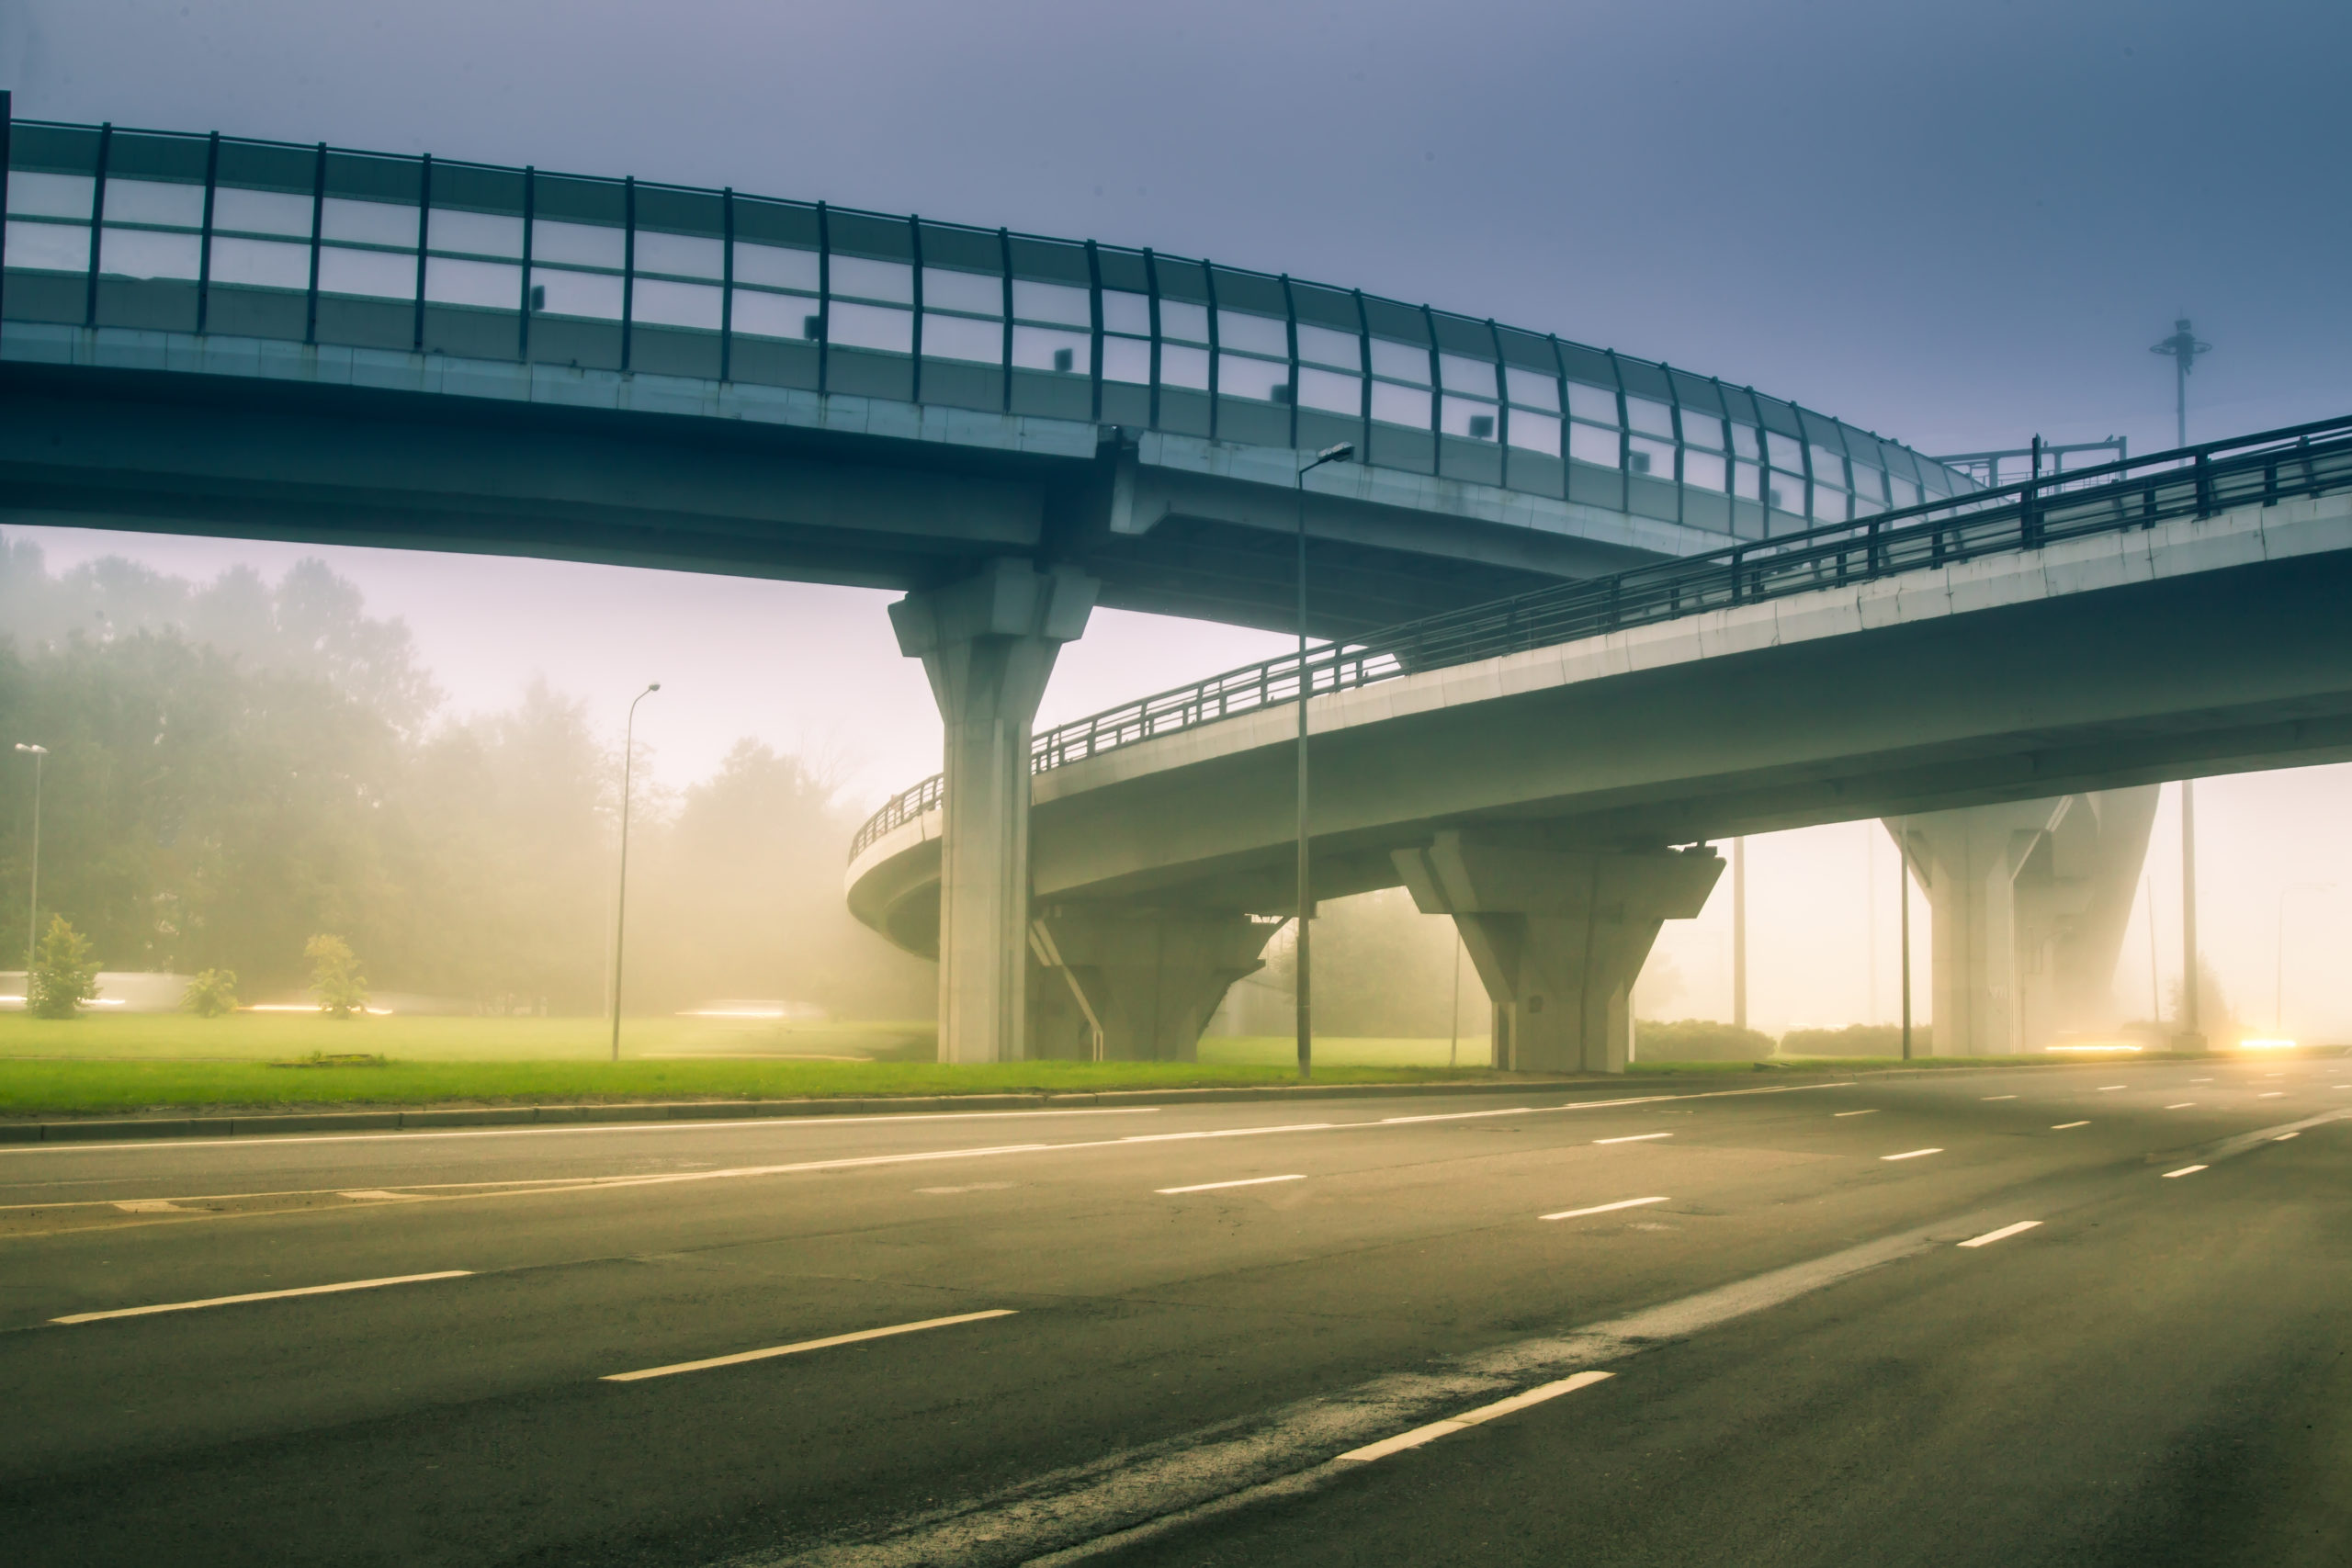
[4,0,2348,1037]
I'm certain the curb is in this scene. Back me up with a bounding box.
[0,1077,1591,1146]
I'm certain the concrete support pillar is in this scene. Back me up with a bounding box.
[1886,786,2158,1056]
[890,559,1098,1063]
[1393,832,1723,1075]
[1027,905,1283,1061]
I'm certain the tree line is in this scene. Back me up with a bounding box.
[0,535,931,1018]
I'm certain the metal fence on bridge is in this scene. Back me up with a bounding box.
[851,415,2352,860]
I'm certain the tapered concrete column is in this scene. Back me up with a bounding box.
[1026,905,1283,1061]
[1394,832,1723,1074]
[891,559,1097,1063]
[1886,787,2157,1056]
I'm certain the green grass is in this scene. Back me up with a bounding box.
[0,1012,937,1064]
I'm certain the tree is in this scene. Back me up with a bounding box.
[305,933,368,1019]
[28,915,101,1019]
[182,967,238,1017]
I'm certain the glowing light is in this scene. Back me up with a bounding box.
[2042,1043,2143,1054]
[2236,1037,2298,1051]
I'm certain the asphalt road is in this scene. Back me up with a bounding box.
[0,1055,2345,1567]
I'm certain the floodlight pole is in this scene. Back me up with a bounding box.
[2150,317,2211,450]
[609,683,661,1062]
[2180,780,2199,1044]
[14,744,44,988]
[1896,822,1914,1062]
[1294,441,1354,1081]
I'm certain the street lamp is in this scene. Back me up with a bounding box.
[1294,440,1353,1081]
[2274,881,2333,1034]
[610,683,661,1063]
[2149,317,2211,450]
[13,744,45,995]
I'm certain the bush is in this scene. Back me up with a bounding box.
[1778,1023,1931,1057]
[304,934,369,1019]
[182,968,240,1018]
[1634,1019,1776,1062]
[28,915,102,1020]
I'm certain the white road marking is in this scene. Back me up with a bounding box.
[1958,1220,2042,1248]
[1378,1108,1533,1125]
[51,1270,472,1325]
[2052,1121,2089,1129]
[1336,1371,1614,1462]
[1593,1133,1672,1145]
[2258,1091,2286,1099]
[2162,1165,2208,1179]
[2165,1103,2196,1110]
[109,1199,187,1213]
[2189,1078,2213,1083]
[1157,1174,1306,1195]
[339,1189,426,1201]
[1834,1109,1879,1117]
[914,1183,1013,1195]
[602,1309,1014,1382]
[1880,1148,1942,1161]
[2097,1085,2128,1091]
[1540,1195,1670,1222]
[2274,1132,2300,1142]
[1981,1095,2017,1101]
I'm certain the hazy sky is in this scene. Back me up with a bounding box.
[6,1,2347,1036]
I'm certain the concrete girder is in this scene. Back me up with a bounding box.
[1887,786,2158,1056]
[1394,833,1723,1075]
[1026,906,1283,1062]
[892,559,1098,1063]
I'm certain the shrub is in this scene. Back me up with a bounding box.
[182,968,240,1018]
[28,915,102,1020]
[1634,1019,1776,1062]
[1778,1023,1932,1057]
[304,934,369,1019]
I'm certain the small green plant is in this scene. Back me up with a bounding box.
[28,915,102,1020]
[303,933,369,1019]
[182,967,240,1018]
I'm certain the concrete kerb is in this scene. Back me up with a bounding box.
[0,1077,1582,1147]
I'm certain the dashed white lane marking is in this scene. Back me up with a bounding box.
[2274,1132,2300,1142]
[2163,1165,2208,1179]
[2097,1085,2128,1092]
[1958,1221,2042,1248]
[1157,1174,1306,1195]
[2052,1121,2090,1129]
[1981,1095,2017,1101]
[1593,1133,1672,1145]
[1834,1110,1879,1117]
[2190,1078,2213,1084]
[52,1270,472,1325]
[1540,1196,1670,1222]
[2166,1103,2197,1110]
[1336,1371,1614,1462]
[2258,1092,2286,1099]
[1880,1148,1943,1161]
[603,1309,1015,1382]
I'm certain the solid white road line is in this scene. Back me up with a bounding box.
[603,1309,1015,1382]
[1880,1148,1942,1161]
[2052,1121,2089,1129]
[1593,1133,1672,1145]
[1336,1371,1614,1462]
[51,1270,472,1325]
[2166,1103,2197,1110]
[1833,1109,1879,1117]
[2162,1165,2208,1179]
[1157,1174,1306,1195]
[1541,1196,1670,1222]
[1958,1220,2042,1248]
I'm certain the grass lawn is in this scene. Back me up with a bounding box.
[0,1016,1508,1118]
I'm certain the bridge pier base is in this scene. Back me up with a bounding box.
[1887,787,2157,1055]
[891,559,1098,1064]
[1025,906,1283,1061]
[1394,833,1723,1074]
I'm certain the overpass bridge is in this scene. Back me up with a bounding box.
[848,424,2352,1068]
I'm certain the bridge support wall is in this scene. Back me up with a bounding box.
[1888,787,2157,1055]
[1025,907,1283,1061]
[891,560,1098,1063]
[1394,833,1723,1074]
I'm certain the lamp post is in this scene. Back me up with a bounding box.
[2148,318,2211,450]
[609,683,660,1063]
[13,743,44,994]
[2274,882,2333,1034]
[1294,440,1354,1081]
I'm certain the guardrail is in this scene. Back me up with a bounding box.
[851,414,2352,862]
[2,106,1971,540]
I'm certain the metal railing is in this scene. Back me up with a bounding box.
[2,107,1973,537]
[851,414,2352,861]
